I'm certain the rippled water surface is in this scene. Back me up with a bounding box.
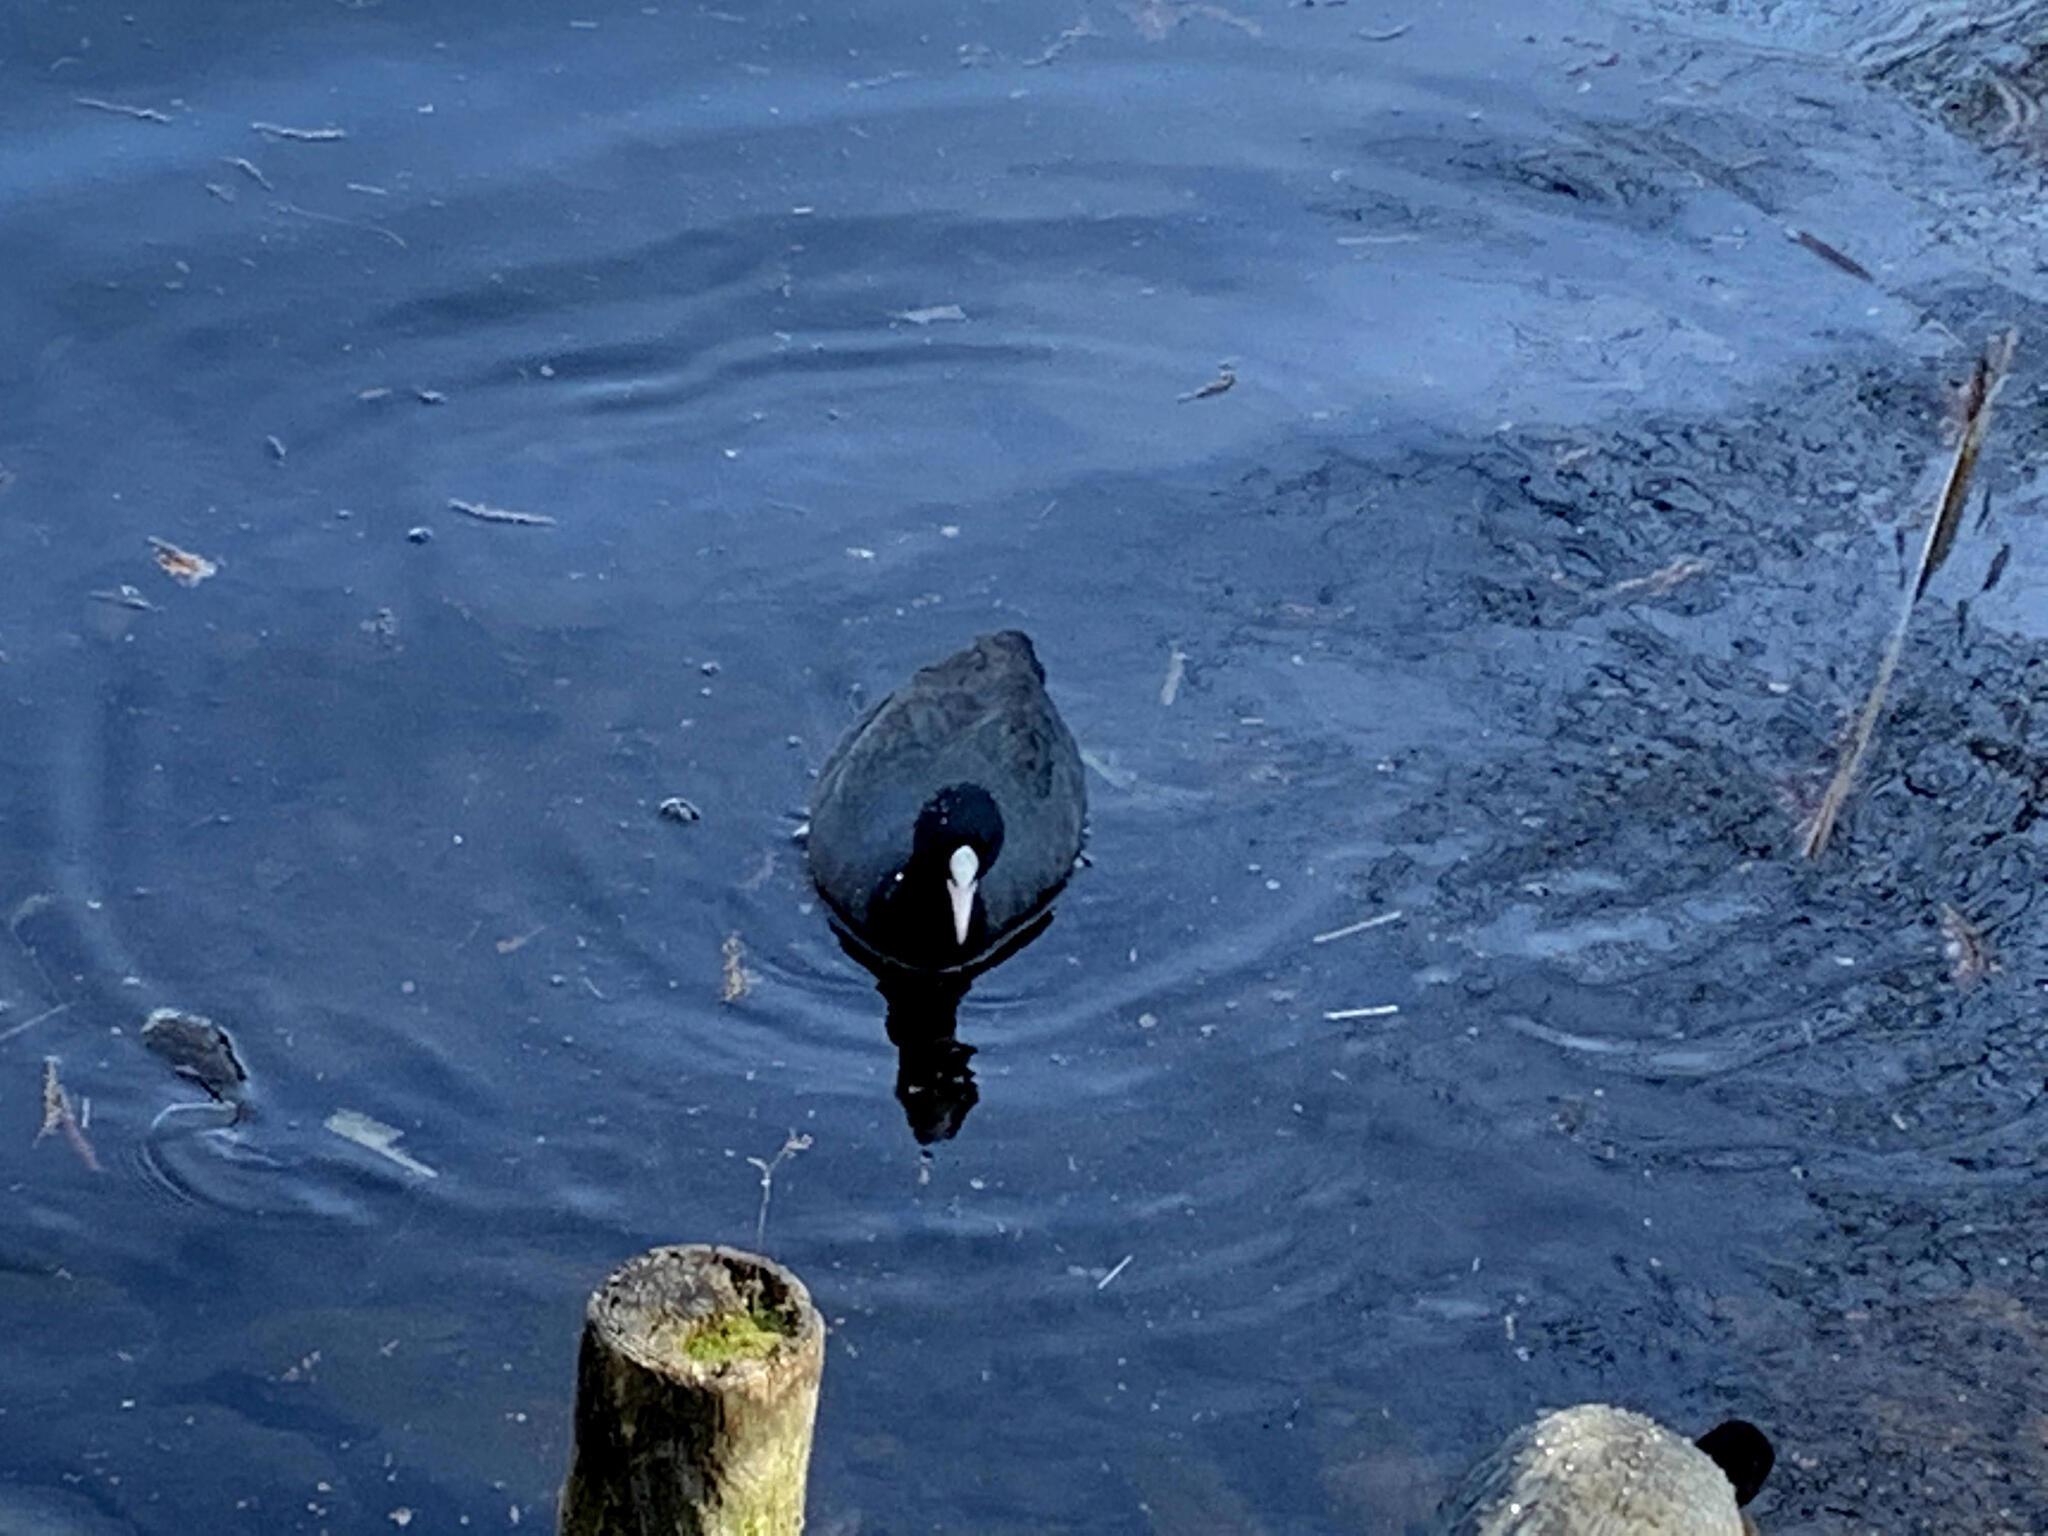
[5,0,2048,1530]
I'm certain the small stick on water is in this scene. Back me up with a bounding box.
[448,498,557,527]
[274,199,407,249]
[1324,1004,1400,1021]
[1097,1253,1134,1291]
[1802,329,2018,858]
[252,120,347,141]
[75,95,170,123]
[222,156,274,190]
[38,1058,102,1173]
[0,1000,71,1046]
[1159,646,1187,706]
[1311,910,1403,944]
[749,1132,813,1246]
[1788,227,1874,283]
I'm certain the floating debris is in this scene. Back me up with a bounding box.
[141,1007,249,1106]
[75,95,170,123]
[1601,555,1711,602]
[1311,910,1404,944]
[494,927,545,955]
[658,796,703,824]
[1097,1253,1134,1291]
[1939,904,1997,988]
[1178,362,1237,402]
[1788,227,1875,284]
[415,388,447,405]
[1356,23,1413,42]
[37,1058,101,1173]
[721,934,750,1003]
[891,303,967,325]
[448,498,556,527]
[1803,329,2018,857]
[222,156,273,190]
[1079,747,1138,790]
[252,121,347,141]
[1324,1004,1401,1021]
[90,585,157,612]
[406,526,434,544]
[325,1109,437,1178]
[1022,18,1098,67]
[1159,646,1188,706]
[148,536,219,586]
[1981,543,2011,593]
[747,1130,812,1245]
[0,1001,70,1046]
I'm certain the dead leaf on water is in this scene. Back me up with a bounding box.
[325,1109,438,1178]
[149,536,219,586]
[495,926,545,955]
[37,1057,102,1173]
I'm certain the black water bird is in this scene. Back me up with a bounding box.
[808,630,1085,976]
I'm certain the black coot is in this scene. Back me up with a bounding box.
[808,630,1086,975]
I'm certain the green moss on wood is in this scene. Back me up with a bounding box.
[660,1302,790,1365]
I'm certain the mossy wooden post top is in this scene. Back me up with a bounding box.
[589,1244,825,1385]
[561,1244,826,1536]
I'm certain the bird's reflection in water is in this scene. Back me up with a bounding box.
[833,907,1056,1144]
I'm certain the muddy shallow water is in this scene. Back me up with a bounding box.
[2,0,2047,1531]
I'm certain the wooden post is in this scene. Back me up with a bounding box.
[559,1245,826,1536]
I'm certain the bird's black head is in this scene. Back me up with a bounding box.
[1694,1419,1774,1508]
[862,784,1006,968]
[911,783,1004,870]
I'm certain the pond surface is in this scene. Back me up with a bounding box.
[3,0,2048,1530]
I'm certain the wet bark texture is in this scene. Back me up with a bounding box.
[559,1245,825,1536]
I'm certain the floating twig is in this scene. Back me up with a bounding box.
[1311,910,1403,944]
[1159,646,1187,706]
[1178,362,1236,402]
[1324,1004,1400,1021]
[90,585,156,611]
[1600,555,1711,602]
[274,199,407,249]
[1787,227,1875,284]
[75,96,170,123]
[38,1058,102,1173]
[0,1001,71,1046]
[222,156,274,190]
[1802,329,2018,857]
[448,498,556,527]
[252,120,347,141]
[748,1131,812,1246]
[1097,1253,1134,1291]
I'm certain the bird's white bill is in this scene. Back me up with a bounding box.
[946,845,980,946]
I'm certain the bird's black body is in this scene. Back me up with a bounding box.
[808,630,1086,976]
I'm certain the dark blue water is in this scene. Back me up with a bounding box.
[5,0,2048,1530]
